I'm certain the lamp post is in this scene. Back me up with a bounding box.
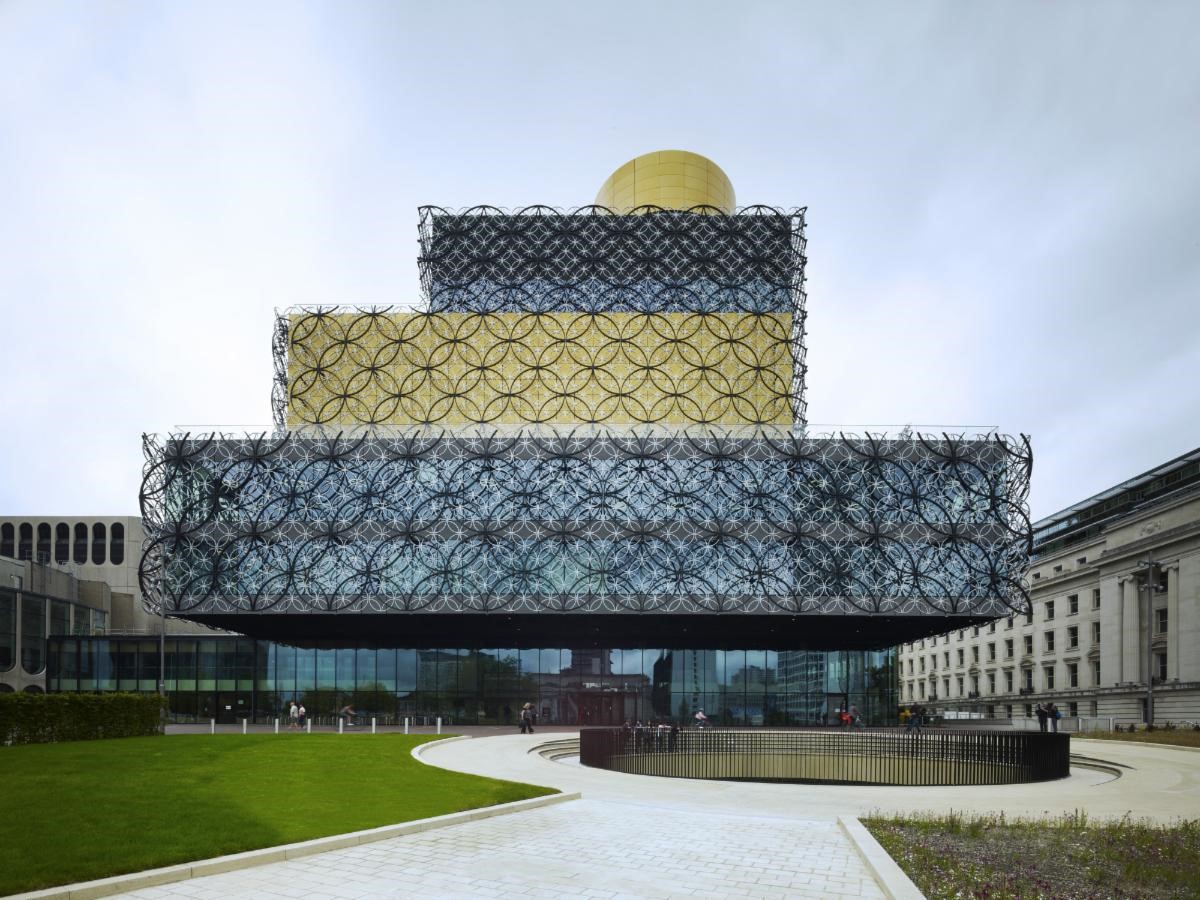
[1136,558,1162,725]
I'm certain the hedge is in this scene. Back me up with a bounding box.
[0,693,166,745]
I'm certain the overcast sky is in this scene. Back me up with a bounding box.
[1,1,1197,522]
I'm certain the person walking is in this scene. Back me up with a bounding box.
[288,700,299,731]
[849,704,864,729]
[519,702,535,734]
[298,703,307,730]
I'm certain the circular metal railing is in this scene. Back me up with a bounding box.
[579,727,1070,786]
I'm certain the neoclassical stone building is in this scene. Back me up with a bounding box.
[900,446,1200,726]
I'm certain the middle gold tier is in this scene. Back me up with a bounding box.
[286,310,797,426]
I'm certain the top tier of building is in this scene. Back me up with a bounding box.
[275,152,809,428]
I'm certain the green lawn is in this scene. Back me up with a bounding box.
[864,811,1200,899]
[0,734,555,896]
[1075,729,1200,748]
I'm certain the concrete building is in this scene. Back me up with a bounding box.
[0,555,114,692]
[0,516,211,693]
[898,446,1200,726]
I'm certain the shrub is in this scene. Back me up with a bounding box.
[0,693,165,745]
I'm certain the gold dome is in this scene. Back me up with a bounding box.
[595,150,735,213]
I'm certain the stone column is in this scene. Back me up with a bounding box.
[1120,575,1141,683]
[1165,563,1180,681]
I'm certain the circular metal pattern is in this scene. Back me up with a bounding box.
[139,427,1032,618]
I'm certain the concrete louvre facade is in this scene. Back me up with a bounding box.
[898,447,1200,725]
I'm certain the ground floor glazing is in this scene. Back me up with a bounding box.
[46,637,896,726]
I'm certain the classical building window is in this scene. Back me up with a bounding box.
[1004,670,1014,692]
[988,643,996,661]
[1045,600,1055,620]
[1044,631,1055,652]
[1043,665,1055,690]
[920,657,925,672]
[943,651,949,667]
[1068,701,1078,716]
[1155,608,1168,634]
[1067,662,1078,687]
[1092,621,1101,643]
[1067,626,1078,649]
[1092,588,1101,609]
[1068,594,1078,615]
[0,523,12,558]
[1092,660,1101,685]
[971,676,980,695]
[988,673,996,694]
[971,646,979,664]
[956,675,964,695]
[1155,653,1167,681]
[956,648,964,666]
[1005,638,1014,658]
[988,622,996,633]
[1023,670,1034,690]
[1023,635,1033,655]
[18,523,32,560]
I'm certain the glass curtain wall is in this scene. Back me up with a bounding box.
[47,637,897,726]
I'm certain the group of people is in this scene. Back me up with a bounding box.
[836,705,865,728]
[622,719,682,752]
[899,705,926,731]
[283,701,357,730]
[286,700,307,729]
[1036,702,1062,732]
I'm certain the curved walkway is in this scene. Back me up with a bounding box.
[97,735,1199,900]
[423,734,1200,822]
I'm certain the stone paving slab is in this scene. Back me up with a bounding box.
[110,799,883,900]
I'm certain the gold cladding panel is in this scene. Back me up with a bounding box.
[286,312,793,426]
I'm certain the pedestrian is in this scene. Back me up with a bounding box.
[1048,702,1060,733]
[519,702,535,734]
[1036,703,1048,732]
[849,704,864,728]
[693,708,710,729]
[340,704,355,728]
[909,704,924,732]
[298,703,307,730]
[288,700,299,731]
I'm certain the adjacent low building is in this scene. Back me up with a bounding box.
[899,447,1200,726]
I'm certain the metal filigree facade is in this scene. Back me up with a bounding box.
[272,207,808,428]
[143,202,1032,644]
[139,427,1031,618]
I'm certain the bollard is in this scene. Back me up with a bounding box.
[436,716,442,734]
[371,717,377,734]
[338,718,344,734]
[242,718,247,735]
[404,717,409,735]
[306,718,311,734]
[210,718,215,735]
[274,717,279,734]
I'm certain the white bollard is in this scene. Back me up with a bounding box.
[404,717,409,735]
[436,716,442,735]
[338,718,344,734]
[210,718,215,734]
[306,718,311,734]
[371,717,377,734]
[242,718,247,735]
[274,717,279,734]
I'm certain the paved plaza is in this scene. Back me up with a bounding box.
[94,732,1200,900]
